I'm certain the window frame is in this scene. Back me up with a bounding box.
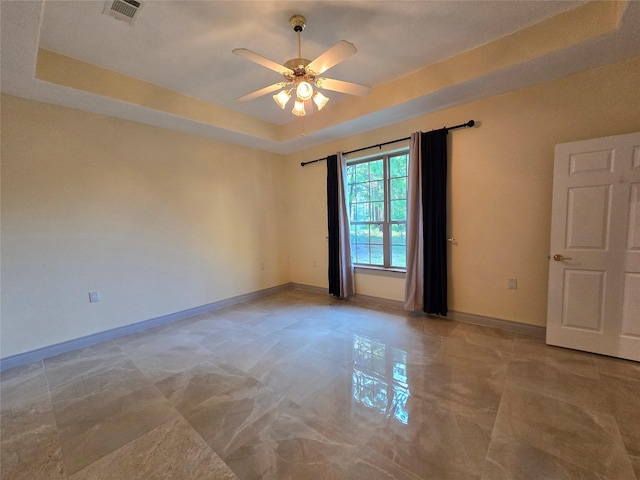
[346,148,409,271]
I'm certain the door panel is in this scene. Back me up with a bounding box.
[561,269,604,331]
[628,183,640,249]
[547,132,640,362]
[621,273,640,337]
[569,149,613,175]
[566,185,610,249]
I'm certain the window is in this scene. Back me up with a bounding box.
[346,151,408,269]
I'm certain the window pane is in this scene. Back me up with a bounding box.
[355,163,369,182]
[370,159,384,181]
[391,246,406,268]
[390,199,406,221]
[370,223,384,245]
[347,165,356,183]
[356,203,370,222]
[390,154,408,178]
[391,223,406,246]
[356,244,370,264]
[370,180,384,202]
[390,177,406,200]
[355,182,370,203]
[391,223,406,267]
[372,201,384,222]
[355,224,369,244]
[370,245,384,265]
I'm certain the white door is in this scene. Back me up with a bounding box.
[547,132,640,362]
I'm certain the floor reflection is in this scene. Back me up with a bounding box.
[351,334,410,424]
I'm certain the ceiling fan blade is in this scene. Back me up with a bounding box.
[307,40,357,76]
[315,77,371,97]
[236,82,289,102]
[233,48,293,76]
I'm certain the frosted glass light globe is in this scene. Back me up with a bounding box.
[296,81,313,101]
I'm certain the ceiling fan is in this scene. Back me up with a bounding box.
[233,14,371,117]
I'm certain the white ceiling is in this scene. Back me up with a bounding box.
[2,1,639,155]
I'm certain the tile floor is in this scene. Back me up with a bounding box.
[1,289,639,479]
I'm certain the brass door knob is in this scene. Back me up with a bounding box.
[553,254,573,261]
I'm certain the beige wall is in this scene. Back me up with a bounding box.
[2,56,639,358]
[1,95,289,358]
[286,56,640,327]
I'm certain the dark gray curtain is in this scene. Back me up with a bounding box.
[421,129,448,315]
[327,154,340,296]
[327,154,355,298]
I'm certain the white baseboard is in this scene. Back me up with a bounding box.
[290,283,327,295]
[447,310,545,338]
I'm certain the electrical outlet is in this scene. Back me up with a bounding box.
[260,262,265,270]
[508,278,518,290]
[89,291,100,303]
[313,260,317,268]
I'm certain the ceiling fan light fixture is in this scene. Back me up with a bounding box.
[292,98,306,117]
[313,90,329,110]
[233,14,370,119]
[296,81,313,101]
[273,89,291,109]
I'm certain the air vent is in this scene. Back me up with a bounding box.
[103,0,142,25]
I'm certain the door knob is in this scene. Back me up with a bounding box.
[553,254,573,261]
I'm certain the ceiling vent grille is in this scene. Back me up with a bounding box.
[103,0,142,25]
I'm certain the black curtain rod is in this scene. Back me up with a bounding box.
[300,120,475,167]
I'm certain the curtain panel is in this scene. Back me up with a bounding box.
[404,133,424,311]
[404,130,449,315]
[422,129,448,315]
[327,153,355,298]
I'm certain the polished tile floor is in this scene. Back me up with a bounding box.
[1,289,639,479]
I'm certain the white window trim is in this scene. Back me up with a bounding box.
[354,265,406,279]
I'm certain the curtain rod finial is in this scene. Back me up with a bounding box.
[467,120,475,127]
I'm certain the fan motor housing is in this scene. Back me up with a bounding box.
[289,15,306,32]
[284,58,315,82]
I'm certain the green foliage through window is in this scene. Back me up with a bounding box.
[347,151,408,268]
